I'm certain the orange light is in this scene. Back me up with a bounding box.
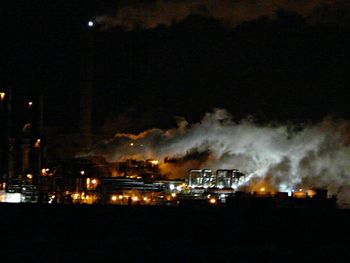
[34,139,41,148]
[91,179,97,185]
[293,191,307,198]
[111,195,117,201]
[209,198,217,204]
[260,187,265,192]
[0,92,5,101]
[307,189,317,198]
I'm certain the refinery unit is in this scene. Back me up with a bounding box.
[0,157,337,209]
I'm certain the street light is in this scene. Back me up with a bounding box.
[27,101,33,108]
[0,92,5,102]
[88,20,94,27]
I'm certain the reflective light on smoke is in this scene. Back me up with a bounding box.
[89,109,350,206]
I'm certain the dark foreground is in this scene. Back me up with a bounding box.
[1,203,350,262]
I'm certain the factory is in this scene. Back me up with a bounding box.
[0,155,337,210]
[0,20,338,210]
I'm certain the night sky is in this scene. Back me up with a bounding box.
[2,1,350,134]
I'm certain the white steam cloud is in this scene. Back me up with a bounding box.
[90,109,350,206]
[96,0,345,30]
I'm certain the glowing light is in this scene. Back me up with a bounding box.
[307,189,317,198]
[132,196,138,202]
[118,195,123,199]
[171,193,176,198]
[26,174,33,180]
[209,198,217,204]
[260,187,265,192]
[88,21,94,27]
[80,170,85,175]
[169,184,175,190]
[293,191,307,198]
[4,193,21,203]
[0,92,5,101]
[149,160,159,165]
[34,139,41,148]
[28,101,33,107]
[111,195,117,201]
[91,179,97,185]
[130,143,134,146]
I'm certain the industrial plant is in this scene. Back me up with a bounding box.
[0,150,337,209]
[0,20,339,210]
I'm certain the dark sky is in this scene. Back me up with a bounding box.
[2,1,350,134]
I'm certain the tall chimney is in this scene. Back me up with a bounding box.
[80,21,95,150]
[7,87,15,181]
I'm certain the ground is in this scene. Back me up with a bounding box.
[1,203,350,262]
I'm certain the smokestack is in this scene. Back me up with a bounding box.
[80,21,95,149]
[7,87,15,181]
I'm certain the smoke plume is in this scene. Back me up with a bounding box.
[96,0,345,30]
[90,109,350,207]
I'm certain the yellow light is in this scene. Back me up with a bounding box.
[41,168,47,175]
[132,196,138,202]
[34,139,41,148]
[26,174,33,180]
[171,193,176,198]
[130,143,134,146]
[260,187,265,192]
[118,195,123,200]
[111,195,117,201]
[150,160,159,165]
[143,197,148,201]
[209,198,217,204]
[307,189,317,198]
[0,92,5,101]
[91,179,97,185]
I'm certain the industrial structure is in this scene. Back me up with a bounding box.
[0,157,337,210]
[0,19,338,209]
